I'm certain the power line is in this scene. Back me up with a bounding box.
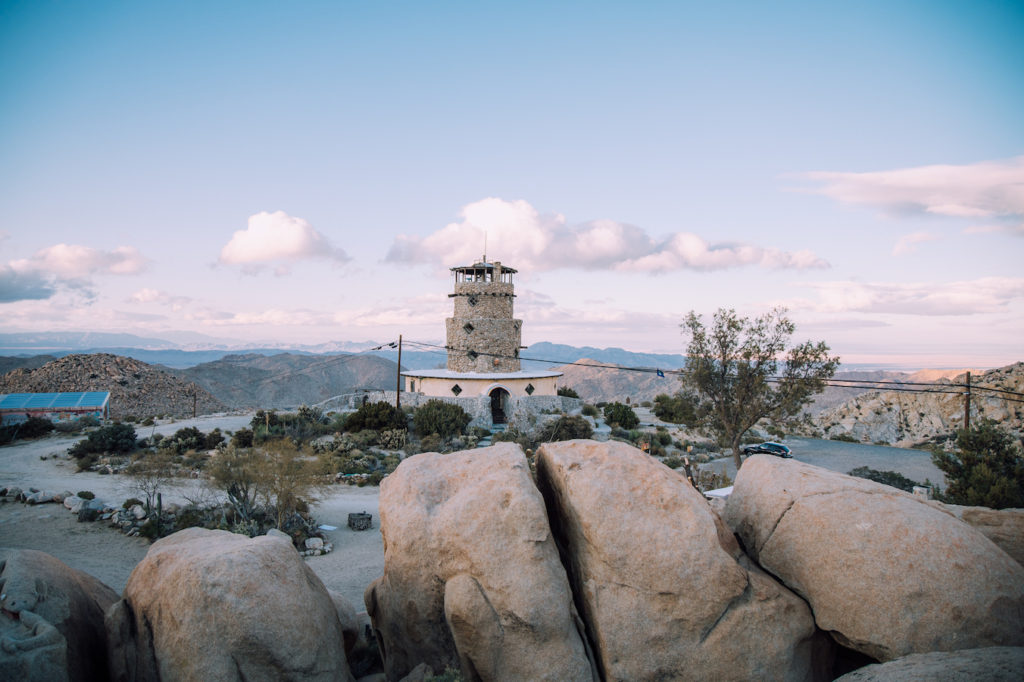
[401,338,1024,405]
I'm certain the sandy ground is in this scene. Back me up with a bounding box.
[0,414,384,609]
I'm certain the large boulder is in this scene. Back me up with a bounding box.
[535,440,827,681]
[0,548,120,682]
[941,504,1024,567]
[105,527,353,682]
[834,646,1024,681]
[365,443,595,681]
[724,456,1024,661]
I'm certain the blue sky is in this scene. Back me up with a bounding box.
[1,1,1022,368]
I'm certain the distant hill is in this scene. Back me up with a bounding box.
[555,359,678,403]
[818,362,1023,446]
[0,355,58,375]
[173,353,400,409]
[0,353,223,418]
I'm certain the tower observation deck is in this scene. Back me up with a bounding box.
[445,259,522,373]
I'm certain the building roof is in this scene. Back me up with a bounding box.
[450,260,518,273]
[401,369,561,380]
[0,391,111,411]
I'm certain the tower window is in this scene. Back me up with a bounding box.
[451,384,462,396]
[525,383,535,395]
[463,323,474,333]
[468,350,479,360]
[468,295,478,306]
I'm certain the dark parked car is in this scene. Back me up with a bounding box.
[741,441,792,458]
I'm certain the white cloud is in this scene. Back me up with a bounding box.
[128,288,192,311]
[1,243,148,303]
[386,197,828,273]
[800,156,1024,231]
[892,231,937,256]
[795,277,1024,316]
[219,211,349,269]
[9,244,148,278]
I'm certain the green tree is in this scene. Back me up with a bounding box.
[603,402,639,429]
[682,307,838,469]
[413,400,472,439]
[557,386,580,399]
[932,420,1024,509]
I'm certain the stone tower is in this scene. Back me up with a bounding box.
[445,258,522,372]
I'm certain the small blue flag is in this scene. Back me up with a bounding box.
[657,369,665,378]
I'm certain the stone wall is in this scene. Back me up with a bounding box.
[445,317,522,372]
[332,392,581,429]
[446,281,521,372]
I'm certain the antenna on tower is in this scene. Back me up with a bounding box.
[483,231,487,263]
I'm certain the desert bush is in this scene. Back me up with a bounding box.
[830,433,859,443]
[69,423,137,458]
[379,428,407,450]
[418,433,443,453]
[603,402,639,429]
[413,400,472,439]
[1,417,55,444]
[536,415,593,443]
[662,456,683,469]
[345,402,405,432]
[652,393,697,425]
[77,490,95,500]
[847,466,921,493]
[231,428,254,448]
[557,386,580,398]
[581,404,599,418]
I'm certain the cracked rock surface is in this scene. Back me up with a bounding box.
[724,455,1024,662]
[536,440,826,682]
[364,443,595,681]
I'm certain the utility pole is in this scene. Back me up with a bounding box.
[192,388,197,419]
[395,334,403,412]
[963,371,971,432]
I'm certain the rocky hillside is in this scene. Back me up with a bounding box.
[818,362,1024,447]
[173,352,398,409]
[0,354,58,375]
[805,368,971,415]
[555,358,680,403]
[0,353,223,418]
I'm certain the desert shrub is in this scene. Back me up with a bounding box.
[536,415,593,443]
[141,416,155,426]
[656,431,672,446]
[345,402,405,432]
[69,423,137,458]
[159,426,205,454]
[0,417,54,444]
[491,428,534,452]
[932,419,1024,509]
[662,456,683,469]
[231,428,254,448]
[557,386,580,399]
[413,400,472,439]
[847,466,921,493]
[77,490,96,500]
[652,393,697,425]
[204,428,225,449]
[378,428,407,450]
[418,433,443,453]
[603,402,639,429]
[610,426,632,441]
[830,433,859,443]
[79,415,100,427]
[581,404,599,418]
[122,497,144,509]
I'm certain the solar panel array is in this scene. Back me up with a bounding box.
[0,392,110,410]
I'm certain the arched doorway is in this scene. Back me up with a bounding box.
[489,387,510,425]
